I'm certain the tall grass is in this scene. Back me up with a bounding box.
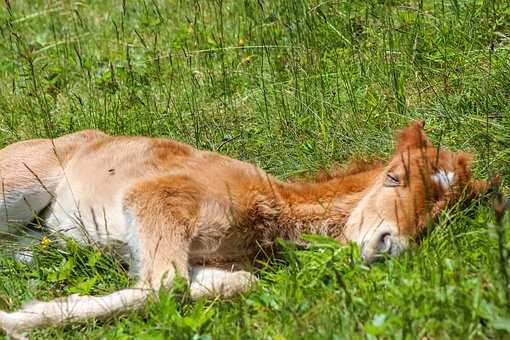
[0,0,509,338]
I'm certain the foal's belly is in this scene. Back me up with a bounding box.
[42,142,152,246]
[42,175,130,247]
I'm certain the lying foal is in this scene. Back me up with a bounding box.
[0,122,486,336]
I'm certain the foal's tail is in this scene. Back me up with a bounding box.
[0,288,151,338]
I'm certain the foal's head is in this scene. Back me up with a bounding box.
[343,122,487,262]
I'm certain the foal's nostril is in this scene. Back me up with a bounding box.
[377,232,392,253]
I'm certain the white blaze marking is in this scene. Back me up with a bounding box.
[432,169,455,190]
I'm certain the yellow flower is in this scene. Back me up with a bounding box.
[242,55,252,64]
[40,236,52,248]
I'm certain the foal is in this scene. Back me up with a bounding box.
[0,122,486,336]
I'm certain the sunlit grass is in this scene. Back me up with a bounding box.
[0,0,509,338]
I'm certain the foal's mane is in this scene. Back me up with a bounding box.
[301,158,386,183]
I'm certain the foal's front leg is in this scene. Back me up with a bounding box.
[124,175,201,288]
[129,177,259,297]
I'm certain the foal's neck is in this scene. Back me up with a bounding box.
[269,166,382,242]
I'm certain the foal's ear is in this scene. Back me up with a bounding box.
[468,176,500,198]
[455,152,495,198]
[396,121,433,152]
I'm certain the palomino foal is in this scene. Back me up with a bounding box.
[0,122,485,336]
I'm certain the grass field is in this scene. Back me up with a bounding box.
[0,0,510,338]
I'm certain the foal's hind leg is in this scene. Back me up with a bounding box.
[0,130,107,234]
[0,175,200,336]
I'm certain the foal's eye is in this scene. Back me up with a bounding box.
[384,173,400,187]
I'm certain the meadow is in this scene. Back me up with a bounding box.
[0,0,509,338]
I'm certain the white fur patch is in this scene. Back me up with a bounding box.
[123,208,142,277]
[0,188,52,232]
[14,251,34,264]
[190,266,255,299]
[432,169,455,190]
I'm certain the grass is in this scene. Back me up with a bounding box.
[0,0,510,338]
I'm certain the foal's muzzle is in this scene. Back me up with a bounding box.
[361,231,407,263]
